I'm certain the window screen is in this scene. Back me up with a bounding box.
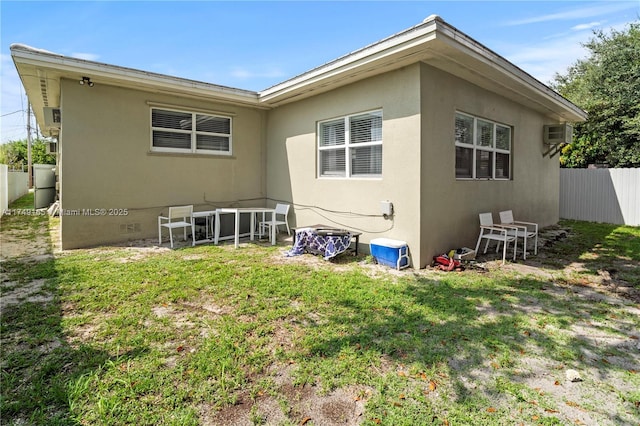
[151,108,231,155]
[318,110,382,178]
[455,112,511,180]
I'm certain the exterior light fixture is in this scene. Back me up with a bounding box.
[79,76,94,87]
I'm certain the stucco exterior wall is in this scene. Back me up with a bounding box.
[58,78,267,249]
[54,62,562,263]
[419,63,560,266]
[266,65,423,265]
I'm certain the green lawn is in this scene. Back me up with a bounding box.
[1,196,639,425]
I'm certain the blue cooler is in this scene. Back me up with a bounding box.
[370,238,410,270]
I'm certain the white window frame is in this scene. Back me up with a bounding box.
[317,110,383,179]
[455,111,511,180]
[150,107,232,156]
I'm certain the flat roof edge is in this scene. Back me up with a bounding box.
[433,23,587,121]
[10,43,260,103]
[259,16,441,99]
[256,15,586,121]
[10,12,587,122]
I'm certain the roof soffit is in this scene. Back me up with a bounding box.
[10,45,263,123]
[12,60,61,136]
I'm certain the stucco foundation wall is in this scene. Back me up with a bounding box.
[419,63,560,266]
[266,65,423,264]
[58,79,267,249]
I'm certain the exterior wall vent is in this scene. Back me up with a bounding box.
[119,223,141,234]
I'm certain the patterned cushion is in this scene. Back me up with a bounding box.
[286,228,352,260]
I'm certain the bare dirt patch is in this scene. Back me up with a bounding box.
[1,230,48,259]
[1,278,52,309]
[0,211,60,261]
[204,362,370,426]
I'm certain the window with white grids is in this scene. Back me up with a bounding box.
[318,110,383,178]
[151,108,232,155]
[455,112,511,180]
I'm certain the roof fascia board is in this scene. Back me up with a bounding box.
[10,44,262,108]
[11,13,586,121]
[259,19,439,103]
[258,15,586,121]
[433,21,587,121]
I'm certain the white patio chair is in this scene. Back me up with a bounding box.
[158,205,195,248]
[259,203,291,237]
[474,212,518,265]
[499,210,538,260]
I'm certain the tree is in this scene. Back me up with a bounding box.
[0,139,56,170]
[551,21,640,168]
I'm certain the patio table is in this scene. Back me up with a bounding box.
[216,207,276,248]
[191,210,217,245]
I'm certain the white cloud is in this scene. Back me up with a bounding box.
[504,3,637,26]
[229,67,286,80]
[571,21,603,31]
[500,30,593,84]
[71,52,100,61]
[501,17,635,84]
[510,47,589,84]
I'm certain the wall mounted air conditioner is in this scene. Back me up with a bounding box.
[46,141,57,155]
[543,123,573,145]
[43,107,61,129]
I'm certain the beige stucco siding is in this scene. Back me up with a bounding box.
[266,65,423,264]
[55,62,561,263]
[58,78,266,249]
[419,63,559,266]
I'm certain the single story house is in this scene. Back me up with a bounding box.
[11,15,586,268]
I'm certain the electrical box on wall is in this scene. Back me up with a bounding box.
[380,200,394,217]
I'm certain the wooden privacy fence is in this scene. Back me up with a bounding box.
[559,168,640,226]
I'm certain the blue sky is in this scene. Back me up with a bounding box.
[1,0,638,143]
